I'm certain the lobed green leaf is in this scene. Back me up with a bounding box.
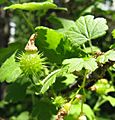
[4,2,57,11]
[35,26,63,51]
[67,15,108,46]
[63,57,98,72]
[4,1,67,11]
[97,50,115,64]
[65,103,95,120]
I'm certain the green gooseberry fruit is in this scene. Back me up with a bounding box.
[19,52,46,75]
[53,96,66,107]
[95,79,110,95]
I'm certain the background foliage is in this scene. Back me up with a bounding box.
[0,0,115,120]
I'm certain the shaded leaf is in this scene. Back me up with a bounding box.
[0,42,25,65]
[5,77,29,102]
[32,99,56,120]
[67,15,108,46]
[0,0,5,4]
[0,53,22,83]
[35,26,86,64]
[35,26,66,64]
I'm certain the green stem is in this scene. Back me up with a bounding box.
[83,44,86,49]
[89,40,93,53]
[32,94,36,106]
[80,71,87,114]
[93,96,107,111]
[108,69,114,84]
[70,71,87,106]
[38,17,41,26]
[70,86,81,103]
[19,11,35,32]
[29,74,39,93]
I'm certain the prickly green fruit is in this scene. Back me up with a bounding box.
[19,52,46,75]
[93,79,110,95]
[19,33,46,75]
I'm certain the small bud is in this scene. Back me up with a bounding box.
[90,85,97,91]
[76,94,83,101]
[78,115,87,120]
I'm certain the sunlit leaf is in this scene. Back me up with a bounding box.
[0,53,22,83]
[110,43,115,49]
[40,69,60,94]
[56,17,76,30]
[0,42,25,65]
[62,73,76,86]
[4,2,57,11]
[97,50,115,63]
[35,26,63,51]
[11,111,29,120]
[47,0,53,3]
[63,57,98,72]
[83,46,100,54]
[67,15,108,46]
[63,58,84,72]
[17,111,29,120]
[64,103,95,120]
[103,96,115,107]
[112,29,115,38]
[4,2,67,11]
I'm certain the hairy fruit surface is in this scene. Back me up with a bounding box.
[19,52,45,75]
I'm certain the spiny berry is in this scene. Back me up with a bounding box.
[19,52,46,75]
[18,33,46,75]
